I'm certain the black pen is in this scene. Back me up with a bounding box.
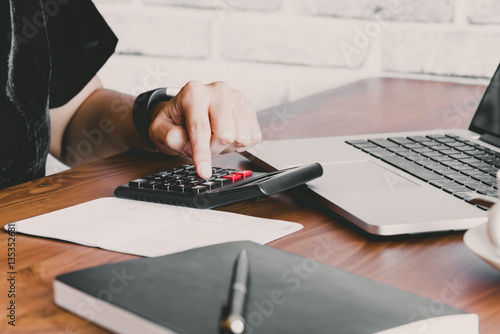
[220,249,250,334]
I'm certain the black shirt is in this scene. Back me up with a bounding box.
[0,0,117,189]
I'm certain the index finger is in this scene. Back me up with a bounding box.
[182,99,213,179]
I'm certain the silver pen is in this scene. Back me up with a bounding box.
[220,249,250,334]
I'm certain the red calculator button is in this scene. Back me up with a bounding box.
[236,170,253,177]
[223,173,241,181]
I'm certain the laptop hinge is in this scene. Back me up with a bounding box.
[479,133,500,149]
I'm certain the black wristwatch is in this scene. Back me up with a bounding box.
[133,87,179,149]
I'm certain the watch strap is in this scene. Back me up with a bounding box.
[133,88,176,149]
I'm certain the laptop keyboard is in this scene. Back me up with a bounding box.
[346,134,500,210]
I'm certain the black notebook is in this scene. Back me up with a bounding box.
[54,241,478,334]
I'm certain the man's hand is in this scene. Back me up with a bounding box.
[148,81,262,179]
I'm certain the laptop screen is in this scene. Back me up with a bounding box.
[469,62,500,137]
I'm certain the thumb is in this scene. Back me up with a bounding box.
[149,103,189,156]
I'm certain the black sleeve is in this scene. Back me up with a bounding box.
[46,0,118,108]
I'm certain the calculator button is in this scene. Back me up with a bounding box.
[129,179,148,187]
[223,173,242,181]
[213,178,231,186]
[172,184,190,192]
[188,185,208,194]
[224,169,240,174]
[163,177,175,183]
[201,181,219,190]
[236,170,252,177]
[154,171,172,178]
[143,180,162,189]
[157,182,176,191]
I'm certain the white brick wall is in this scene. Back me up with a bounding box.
[382,29,500,77]
[296,0,455,23]
[219,16,369,68]
[469,0,500,24]
[144,0,282,11]
[105,14,212,58]
[91,0,500,111]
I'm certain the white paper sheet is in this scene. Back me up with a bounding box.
[7,197,303,257]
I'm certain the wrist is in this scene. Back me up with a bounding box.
[132,87,179,149]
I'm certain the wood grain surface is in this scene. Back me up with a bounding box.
[1,78,499,334]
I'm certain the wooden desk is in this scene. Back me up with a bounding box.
[1,78,499,333]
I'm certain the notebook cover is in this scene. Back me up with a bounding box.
[54,241,474,333]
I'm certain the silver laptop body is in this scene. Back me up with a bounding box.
[245,66,500,236]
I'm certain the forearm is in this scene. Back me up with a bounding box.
[60,89,149,166]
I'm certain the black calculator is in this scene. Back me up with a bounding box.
[114,163,323,209]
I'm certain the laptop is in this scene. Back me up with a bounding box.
[244,64,500,236]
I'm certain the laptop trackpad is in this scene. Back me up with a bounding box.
[321,160,420,193]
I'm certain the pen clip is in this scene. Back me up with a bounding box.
[219,302,230,334]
